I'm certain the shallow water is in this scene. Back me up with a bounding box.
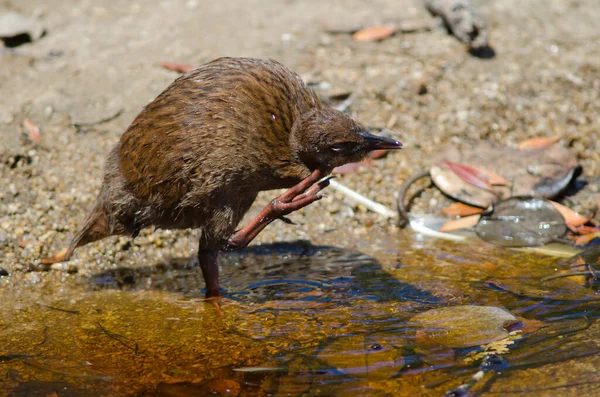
[2,231,600,396]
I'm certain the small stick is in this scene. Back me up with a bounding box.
[72,108,123,129]
[40,304,80,314]
[586,261,598,281]
[328,179,396,219]
[396,169,432,228]
[96,321,139,355]
[37,326,49,346]
[541,271,600,282]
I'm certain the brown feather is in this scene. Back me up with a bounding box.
[44,57,401,264]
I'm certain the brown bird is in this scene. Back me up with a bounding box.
[43,57,402,297]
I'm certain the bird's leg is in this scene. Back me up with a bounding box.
[199,248,220,297]
[225,169,331,250]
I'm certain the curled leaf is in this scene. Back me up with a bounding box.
[332,162,363,175]
[441,202,484,217]
[548,200,589,227]
[370,149,389,160]
[439,214,481,232]
[471,166,509,186]
[159,62,194,73]
[444,161,493,191]
[518,317,545,334]
[352,25,396,42]
[23,119,41,144]
[518,136,561,150]
[568,225,600,234]
[332,150,387,175]
[574,232,600,247]
[430,165,497,208]
[40,247,69,265]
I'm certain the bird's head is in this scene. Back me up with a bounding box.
[290,108,402,172]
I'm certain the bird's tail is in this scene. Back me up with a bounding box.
[41,204,111,265]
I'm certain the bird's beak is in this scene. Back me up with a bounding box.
[359,131,403,150]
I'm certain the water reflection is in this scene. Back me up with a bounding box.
[88,241,440,305]
[3,239,600,396]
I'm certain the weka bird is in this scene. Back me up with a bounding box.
[43,57,402,297]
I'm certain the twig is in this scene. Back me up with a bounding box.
[37,326,49,346]
[409,217,467,242]
[328,179,396,219]
[72,108,123,129]
[396,169,432,228]
[541,271,600,282]
[443,354,506,397]
[0,354,33,362]
[586,261,598,281]
[96,321,139,355]
[40,304,80,314]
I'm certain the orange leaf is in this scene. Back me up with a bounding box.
[40,247,69,265]
[369,149,388,160]
[471,166,509,186]
[159,62,194,73]
[441,202,484,216]
[352,25,396,42]
[332,162,363,175]
[443,161,493,191]
[517,136,560,150]
[333,150,386,174]
[548,201,589,227]
[439,214,481,232]
[23,119,42,144]
[568,225,600,234]
[574,232,600,246]
[518,317,545,334]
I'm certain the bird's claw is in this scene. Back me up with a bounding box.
[278,216,296,225]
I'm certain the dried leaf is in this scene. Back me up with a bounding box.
[568,225,600,234]
[548,200,589,227]
[397,19,433,33]
[517,136,561,150]
[23,119,41,144]
[332,162,364,175]
[430,165,497,208]
[369,149,388,160]
[574,232,600,247]
[518,317,545,334]
[332,150,387,174]
[159,62,194,73]
[386,114,397,129]
[352,25,396,42]
[40,247,69,265]
[471,166,509,186]
[439,214,481,232]
[208,379,241,395]
[444,161,493,191]
[324,91,354,112]
[441,202,484,217]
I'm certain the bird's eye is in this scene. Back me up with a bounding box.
[330,143,345,152]
[369,343,383,351]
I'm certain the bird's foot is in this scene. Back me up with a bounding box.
[268,171,333,218]
[226,169,332,250]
